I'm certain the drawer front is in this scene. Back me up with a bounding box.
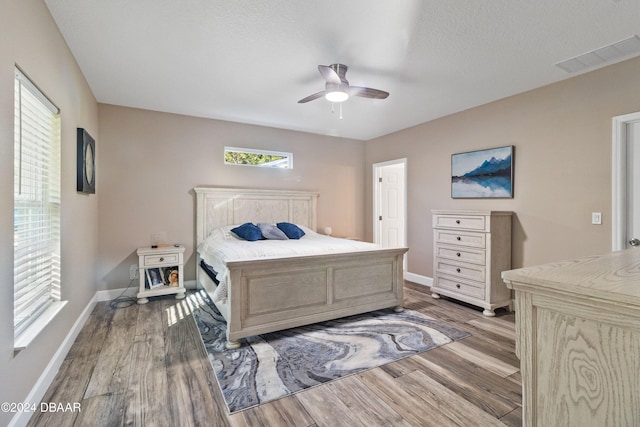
[144,253,179,266]
[433,214,487,231]
[434,229,486,249]
[435,274,485,299]
[435,258,486,282]
[435,245,486,265]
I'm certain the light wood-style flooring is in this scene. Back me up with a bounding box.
[27,282,522,426]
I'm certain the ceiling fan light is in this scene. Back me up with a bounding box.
[325,90,349,103]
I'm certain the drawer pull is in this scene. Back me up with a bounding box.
[456,284,461,289]
[456,220,461,224]
[456,252,461,257]
[456,268,461,273]
[456,236,461,241]
[159,257,164,262]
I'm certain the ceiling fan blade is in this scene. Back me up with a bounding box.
[318,65,341,84]
[349,86,389,99]
[297,90,326,103]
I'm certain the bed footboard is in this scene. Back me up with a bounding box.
[220,247,407,347]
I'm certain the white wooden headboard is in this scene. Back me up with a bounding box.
[194,187,319,244]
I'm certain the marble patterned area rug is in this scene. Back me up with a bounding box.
[191,291,471,414]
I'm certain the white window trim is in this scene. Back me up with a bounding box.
[14,66,64,353]
[13,301,67,355]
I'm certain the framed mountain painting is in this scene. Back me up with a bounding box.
[451,146,513,198]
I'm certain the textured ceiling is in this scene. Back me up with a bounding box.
[45,0,640,140]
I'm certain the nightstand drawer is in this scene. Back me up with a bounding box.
[435,245,486,265]
[435,258,486,282]
[143,253,179,266]
[435,274,485,299]
[434,229,486,249]
[433,214,487,231]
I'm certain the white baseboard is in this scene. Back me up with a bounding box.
[404,272,432,288]
[9,296,98,427]
[95,286,137,302]
[11,278,199,427]
[95,279,198,302]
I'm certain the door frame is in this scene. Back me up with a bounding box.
[372,158,407,248]
[612,111,640,250]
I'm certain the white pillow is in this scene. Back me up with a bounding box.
[207,225,238,241]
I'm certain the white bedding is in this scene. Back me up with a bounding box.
[198,225,382,303]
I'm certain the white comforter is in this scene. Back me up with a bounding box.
[197,225,382,303]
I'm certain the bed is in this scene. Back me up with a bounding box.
[194,187,408,348]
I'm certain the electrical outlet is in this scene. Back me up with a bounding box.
[592,212,602,225]
[130,265,138,280]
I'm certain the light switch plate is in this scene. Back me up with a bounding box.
[592,212,602,225]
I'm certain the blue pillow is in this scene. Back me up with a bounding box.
[231,223,262,241]
[277,222,305,239]
[257,223,289,240]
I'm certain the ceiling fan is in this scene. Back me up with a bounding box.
[298,64,389,104]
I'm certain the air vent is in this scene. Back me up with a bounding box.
[555,35,640,73]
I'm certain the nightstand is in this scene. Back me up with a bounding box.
[136,245,186,304]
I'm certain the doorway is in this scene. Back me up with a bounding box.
[612,111,640,250]
[373,158,407,253]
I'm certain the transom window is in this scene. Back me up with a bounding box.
[224,146,293,169]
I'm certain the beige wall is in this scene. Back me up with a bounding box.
[5,2,640,419]
[366,56,640,279]
[97,105,366,290]
[0,0,99,424]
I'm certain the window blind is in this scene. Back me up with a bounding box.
[14,67,61,338]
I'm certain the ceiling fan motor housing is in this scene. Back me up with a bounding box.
[297,63,389,103]
[329,64,349,83]
[325,82,349,93]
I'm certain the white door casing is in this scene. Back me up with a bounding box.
[612,111,640,250]
[373,159,407,251]
[629,121,640,248]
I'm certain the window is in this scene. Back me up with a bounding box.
[14,67,62,345]
[224,146,293,169]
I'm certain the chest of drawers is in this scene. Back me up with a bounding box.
[431,210,512,316]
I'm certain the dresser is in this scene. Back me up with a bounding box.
[502,250,640,427]
[431,210,512,316]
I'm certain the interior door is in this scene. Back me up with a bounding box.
[373,159,406,251]
[612,112,640,250]
[379,163,405,247]
[627,120,640,248]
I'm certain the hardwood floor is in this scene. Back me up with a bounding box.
[27,282,521,426]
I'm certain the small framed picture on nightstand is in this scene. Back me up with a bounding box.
[163,267,180,287]
[146,268,164,289]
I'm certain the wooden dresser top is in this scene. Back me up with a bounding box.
[502,249,640,306]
